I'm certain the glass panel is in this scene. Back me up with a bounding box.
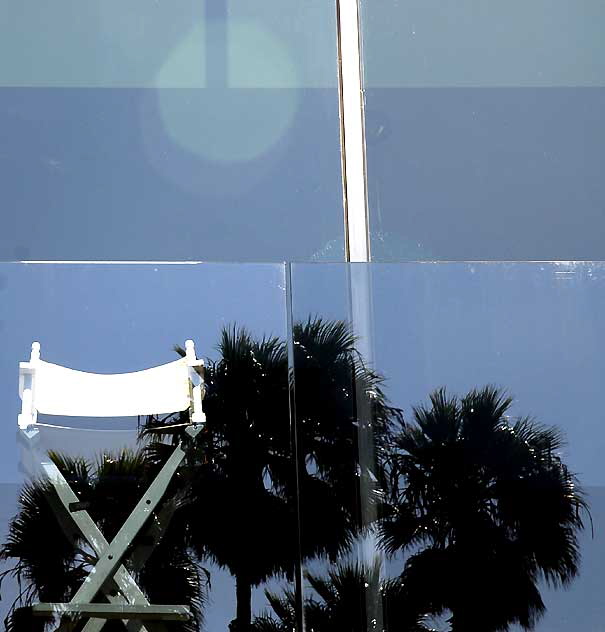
[0,262,297,631]
[290,261,604,632]
[0,1,343,261]
[362,1,605,261]
[290,263,403,632]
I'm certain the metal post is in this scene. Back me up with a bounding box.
[336,0,370,263]
[337,3,382,630]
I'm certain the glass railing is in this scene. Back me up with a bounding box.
[361,1,605,261]
[1,262,601,631]
[0,2,344,261]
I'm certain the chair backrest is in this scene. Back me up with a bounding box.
[18,340,205,431]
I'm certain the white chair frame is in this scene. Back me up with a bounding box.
[16,341,206,631]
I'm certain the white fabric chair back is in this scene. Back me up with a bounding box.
[18,340,205,429]
[27,359,190,418]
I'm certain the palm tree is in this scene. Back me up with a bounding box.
[380,386,588,632]
[143,327,296,632]
[251,560,437,632]
[292,319,403,561]
[1,318,401,632]
[0,451,207,632]
[143,318,403,631]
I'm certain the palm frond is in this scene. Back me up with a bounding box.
[383,386,587,632]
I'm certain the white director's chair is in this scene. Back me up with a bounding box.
[17,340,206,631]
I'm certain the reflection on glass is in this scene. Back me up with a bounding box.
[141,326,298,632]
[362,1,605,261]
[1,262,603,631]
[0,263,294,631]
[290,262,603,632]
[0,2,343,261]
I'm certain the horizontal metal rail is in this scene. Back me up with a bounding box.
[33,604,191,621]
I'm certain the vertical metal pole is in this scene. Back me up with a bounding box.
[336,0,370,263]
[346,264,383,632]
[337,3,382,630]
[205,0,228,88]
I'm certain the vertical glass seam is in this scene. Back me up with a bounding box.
[285,262,306,632]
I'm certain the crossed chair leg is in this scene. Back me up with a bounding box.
[31,425,202,631]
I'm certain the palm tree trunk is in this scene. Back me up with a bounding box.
[450,611,482,632]
[233,573,252,631]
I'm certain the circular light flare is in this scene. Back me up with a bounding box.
[153,17,300,165]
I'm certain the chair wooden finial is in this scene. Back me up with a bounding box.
[185,339,196,362]
[31,341,40,362]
